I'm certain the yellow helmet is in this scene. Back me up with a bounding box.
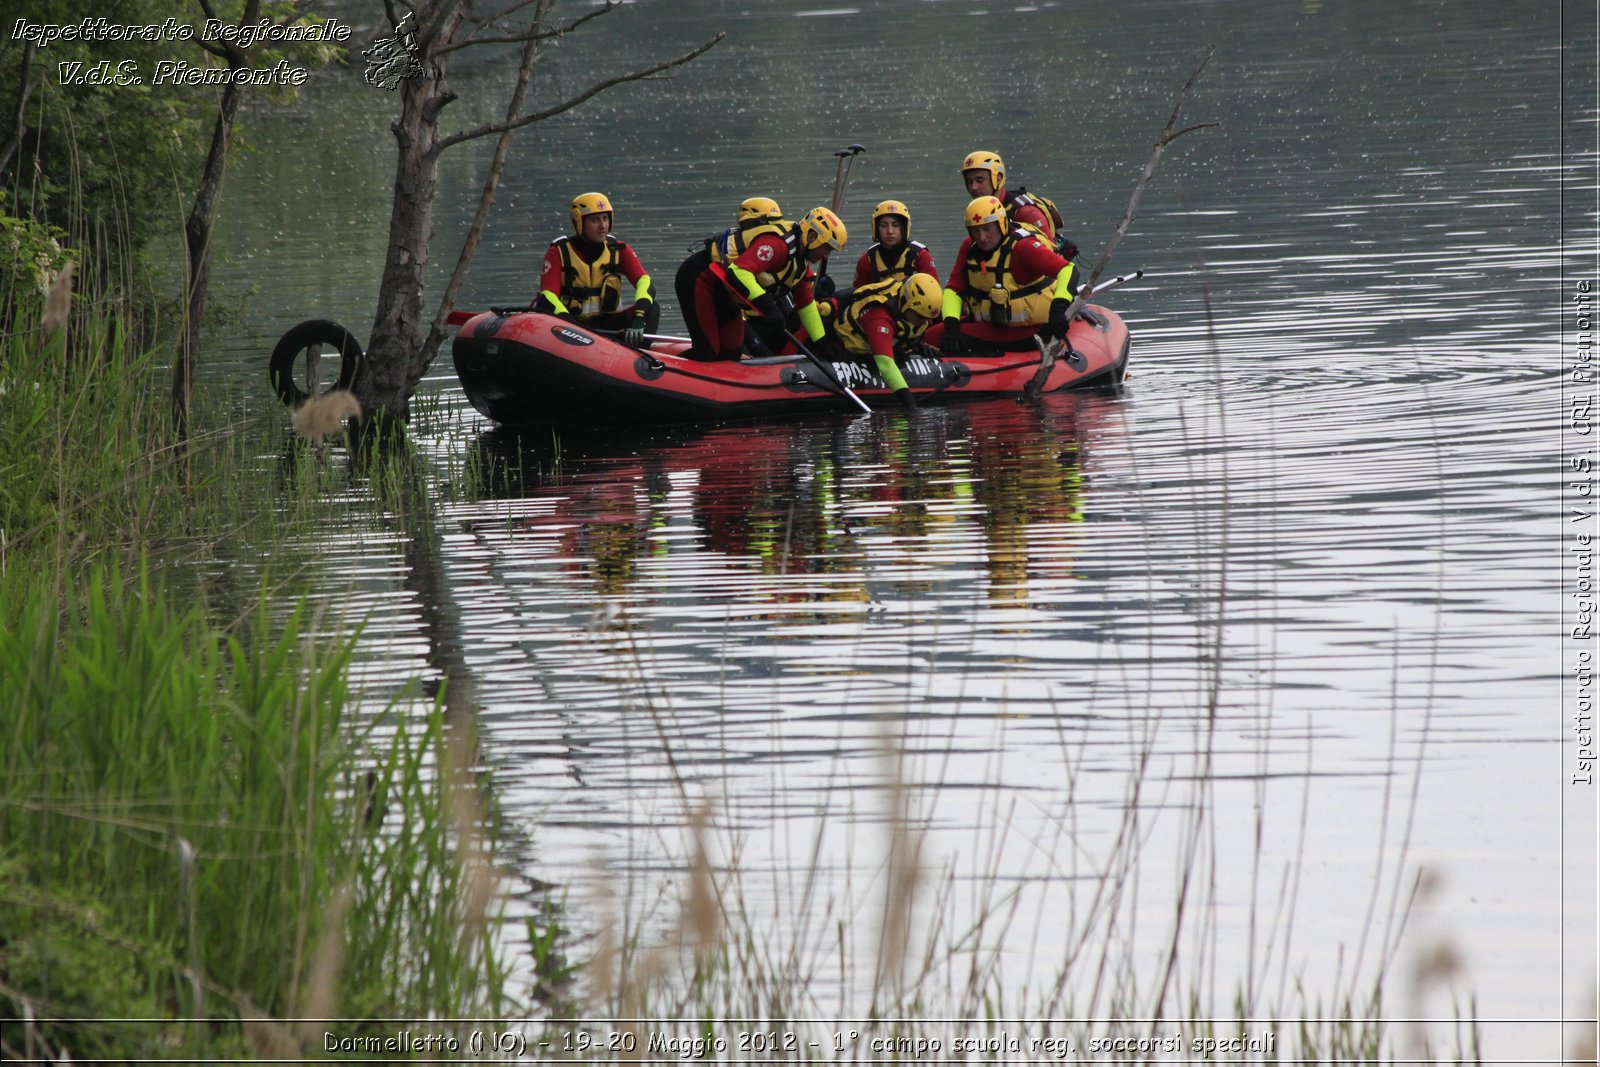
[870,199,911,239]
[964,195,1007,231]
[960,150,1006,191]
[898,273,943,320]
[738,196,783,223]
[799,206,848,252]
[570,191,613,234]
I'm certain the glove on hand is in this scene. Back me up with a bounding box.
[939,319,964,356]
[813,274,837,302]
[1047,298,1073,340]
[753,294,786,332]
[622,309,647,347]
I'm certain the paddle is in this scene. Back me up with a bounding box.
[707,260,872,414]
[830,143,865,215]
[819,143,865,282]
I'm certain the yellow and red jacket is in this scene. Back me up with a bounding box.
[538,235,652,319]
[835,276,932,358]
[942,230,1077,327]
[851,240,937,289]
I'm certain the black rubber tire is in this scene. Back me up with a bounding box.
[269,319,363,406]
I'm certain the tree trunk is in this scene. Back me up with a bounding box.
[0,42,37,182]
[170,0,262,436]
[172,77,244,435]
[358,8,463,424]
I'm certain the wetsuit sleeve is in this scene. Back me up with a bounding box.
[915,246,939,280]
[941,287,964,320]
[944,239,971,293]
[1013,237,1079,298]
[729,234,788,301]
[618,243,654,305]
[852,252,873,288]
[536,245,569,315]
[859,305,909,391]
[795,276,826,342]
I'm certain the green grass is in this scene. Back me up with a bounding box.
[0,298,512,1059]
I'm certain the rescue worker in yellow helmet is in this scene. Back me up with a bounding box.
[851,200,938,289]
[921,196,1083,356]
[535,192,659,346]
[826,271,943,414]
[675,204,847,362]
[959,150,1077,259]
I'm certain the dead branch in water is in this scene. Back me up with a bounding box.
[1026,46,1218,398]
[1089,44,1220,289]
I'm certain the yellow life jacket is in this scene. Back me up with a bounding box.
[1004,188,1064,243]
[836,276,931,356]
[710,219,807,292]
[551,235,626,319]
[864,239,930,285]
[962,231,1056,327]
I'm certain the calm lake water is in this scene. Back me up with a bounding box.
[210,0,1595,1057]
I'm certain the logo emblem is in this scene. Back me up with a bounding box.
[756,245,775,263]
[363,15,426,91]
[551,325,595,347]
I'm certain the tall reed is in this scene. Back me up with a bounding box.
[0,294,511,1057]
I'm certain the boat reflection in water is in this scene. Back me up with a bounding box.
[459,393,1122,621]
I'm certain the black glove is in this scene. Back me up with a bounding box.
[893,387,918,414]
[1047,298,1072,340]
[939,318,963,355]
[622,309,647,347]
[751,294,785,335]
[813,274,836,302]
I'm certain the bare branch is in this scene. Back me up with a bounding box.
[193,0,235,58]
[1026,44,1217,398]
[437,0,619,56]
[436,32,725,153]
[426,24,545,368]
[462,0,545,29]
[1089,43,1217,288]
[1170,121,1221,141]
[417,0,465,53]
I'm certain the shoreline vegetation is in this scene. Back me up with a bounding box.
[0,249,1506,1063]
[5,2,1577,1059]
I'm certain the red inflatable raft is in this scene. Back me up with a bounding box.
[450,308,1129,426]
